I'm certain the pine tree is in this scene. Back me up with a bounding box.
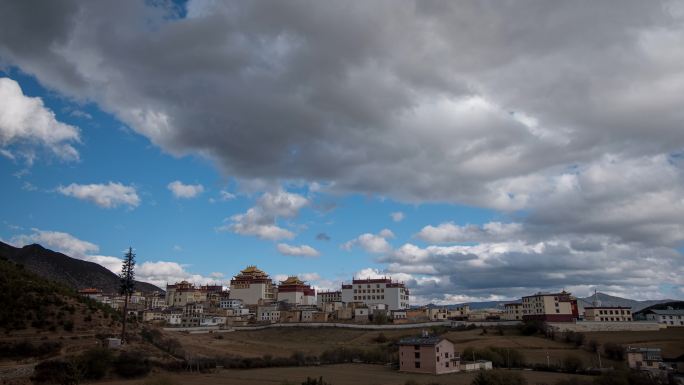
[119,247,136,344]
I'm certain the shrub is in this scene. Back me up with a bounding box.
[603,343,625,361]
[587,339,599,352]
[0,341,62,359]
[114,351,151,378]
[519,320,542,336]
[302,377,331,385]
[76,347,114,380]
[62,320,74,332]
[562,354,584,372]
[471,370,527,385]
[32,360,80,385]
[373,332,388,343]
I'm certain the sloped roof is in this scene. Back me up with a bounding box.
[397,335,448,346]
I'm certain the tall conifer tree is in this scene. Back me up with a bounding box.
[119,247,136,343]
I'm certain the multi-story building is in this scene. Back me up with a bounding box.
[643,309,684,327]
[78,288,103,301]
[398,332,460,375]
[341,277,409,310]
[584,306,632,322]
[219,298,244,309]
[503,302,523,321]
[257,304,280,322]
[229,266,275,305]
[165,281,207,307]
[277,276,316,306]
[627,348,663,370]
[521,291,579,322]
[145,292,167,310]
[316,290,342,308]
[449,305,470,319]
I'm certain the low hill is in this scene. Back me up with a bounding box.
[0,254,120,333]
[0,241,162,294]
[576,292,676,312]
[423,292,676,312]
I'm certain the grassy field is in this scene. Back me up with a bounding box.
[97,364,595,385]
[167,326,684,369]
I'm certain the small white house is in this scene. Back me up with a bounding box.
[462,360,493,371]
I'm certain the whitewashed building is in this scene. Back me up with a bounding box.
[230,266,275,305]
[276,276,316,306]
[341,277,409,310]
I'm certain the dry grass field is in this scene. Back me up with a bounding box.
[169,326,684,369]
[97,364,595,385]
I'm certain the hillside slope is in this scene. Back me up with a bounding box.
[0,241,161,294]
[0,254,120,333]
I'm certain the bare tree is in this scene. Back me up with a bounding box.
[119,247,136,344]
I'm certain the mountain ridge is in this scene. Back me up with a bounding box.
[0,241,162,294]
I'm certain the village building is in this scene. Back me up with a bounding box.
[145,292,166,310]
[521,291,579,322]
[165,281,207,307]
[354,307,370,322]
[341,277,410,310]
[398,333,461,375]
[257,304,280,322]
[142,309,165,322]
[162,308,182,326]
[276,276,316,306]
[643,309,684,327]
[317,290,342,308]
[78,288,103,301]
[219,298,244,309]
[584,306,633,322]
[503,303,523,321]
[448,305,471,319]
[230,266,275,305]
[627,347,663,370]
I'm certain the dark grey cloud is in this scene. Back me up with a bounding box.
[315,232,331,241]
[2,0,684,300]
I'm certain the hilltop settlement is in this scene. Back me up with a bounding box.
[78,265,684,332]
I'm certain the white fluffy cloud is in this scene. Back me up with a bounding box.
[218,190,308,240]
[277,243,320,257]
[0,77,80,163]
[57,182,140,208]
[167,180,205,199]
[11,228,98,258]
[416,221,524,243]
[342,229,394,254]
[9,228,219,289]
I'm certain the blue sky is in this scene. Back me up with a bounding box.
[1,1,683,303]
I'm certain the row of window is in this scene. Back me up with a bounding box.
[353,295,385,300]
[354,288,385,293]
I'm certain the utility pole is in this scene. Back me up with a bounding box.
[598,351,602,369]
[546,351,550,367]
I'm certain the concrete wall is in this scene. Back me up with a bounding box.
[547,321,662,332]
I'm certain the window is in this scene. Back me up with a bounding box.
[415,352,420,358]
[415,362,420,368]
[415,345,419,350]
[445,362,449,367]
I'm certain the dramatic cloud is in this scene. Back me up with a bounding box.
[342,229,394,254]
[277,243,320,257]
[218,189,308,240]
[167,180,205,199]
[416,222,524,243]
[3,1,684,299]
[57,182,140,208]
[0,77,80,163]
[390,212,405,222]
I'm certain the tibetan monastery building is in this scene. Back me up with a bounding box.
[229,265,275,305]
[277,276,316,306]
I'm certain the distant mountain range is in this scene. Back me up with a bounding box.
[428,292,676,313]
[0,241,162,294]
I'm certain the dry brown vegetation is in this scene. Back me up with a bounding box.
[96,363,595,385]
